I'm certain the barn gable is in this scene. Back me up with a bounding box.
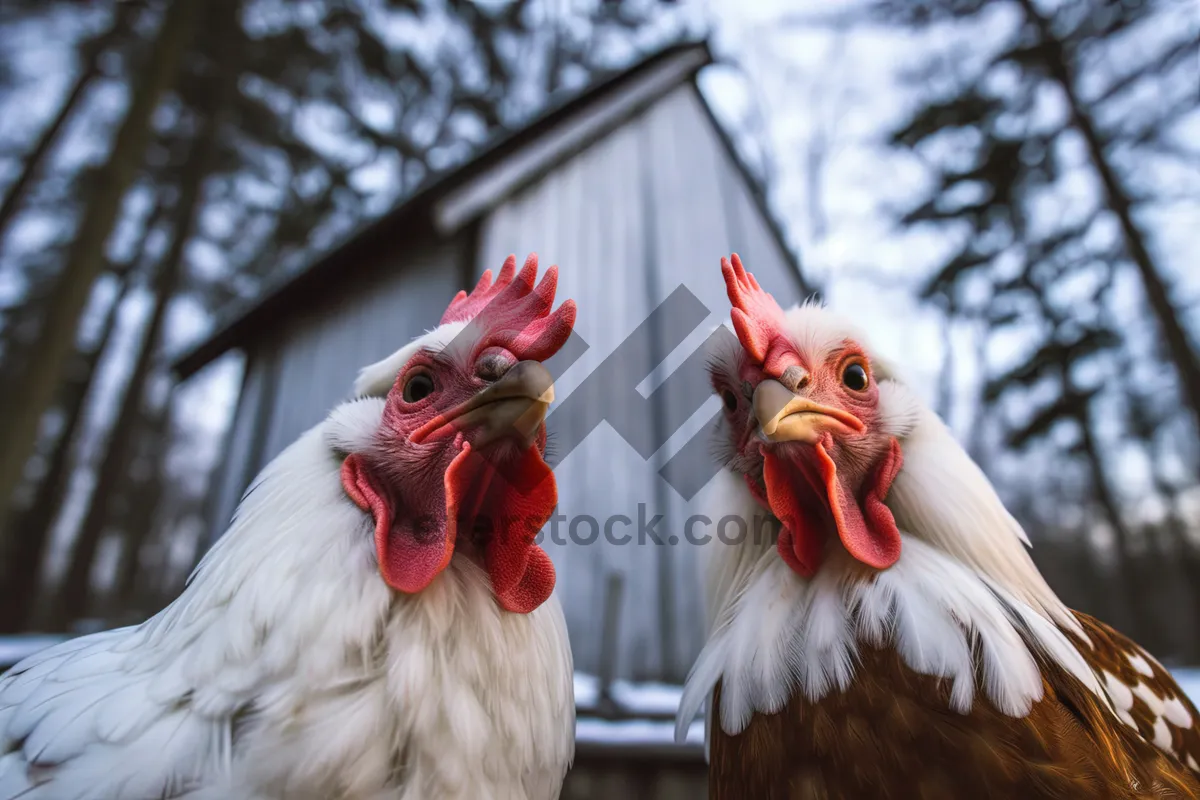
[174,41,808,690]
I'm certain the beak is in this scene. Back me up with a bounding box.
[411,360,555,446]
[752,379,865,444]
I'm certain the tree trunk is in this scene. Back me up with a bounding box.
[0,269,135,633]
[1018,0,1200,436]
[1176,542,1200,663]
[1145,452,1200,662]
[0,0,202,545]
[1,191,168,633]
[1076,403,1161,646]
[52,64,228,630]
[0,290,44,395]
[107,405,169,617]
[0,1,139,249]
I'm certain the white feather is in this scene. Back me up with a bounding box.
[353,321,467,398]
[0,324,574,800]
[0,752,35,798]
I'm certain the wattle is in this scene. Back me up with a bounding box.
[752,436,905,576]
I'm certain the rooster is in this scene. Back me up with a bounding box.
[0,254,577,800]
[676,254,1200,798]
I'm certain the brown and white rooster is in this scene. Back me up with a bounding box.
[0,254,576,800]
[676,254,1200,798]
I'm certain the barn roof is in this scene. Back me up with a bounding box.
[174,40,802,379]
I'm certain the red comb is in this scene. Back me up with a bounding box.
[721,253,799,378]
[442,253,576,362]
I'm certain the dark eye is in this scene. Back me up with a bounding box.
[720,388,738,412]
[403,373,435,403]
[842,363,869,391]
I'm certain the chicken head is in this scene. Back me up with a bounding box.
[710,254,903,577]
[342,254,576,613]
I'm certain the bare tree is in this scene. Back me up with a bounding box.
[0,1,140,251]
[1012,0,1200,439]
[0,0,202,547]
[0,266,134,631]
[52,7,235,627]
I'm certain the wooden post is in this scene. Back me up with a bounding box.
[597,570,625,718]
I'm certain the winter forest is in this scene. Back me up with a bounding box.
[0,0,1197,672]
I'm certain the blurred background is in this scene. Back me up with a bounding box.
[0,0,1195,794]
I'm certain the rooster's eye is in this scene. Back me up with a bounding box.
[720,388,738,412]
[842,363,869,391]
[403,373,436,403]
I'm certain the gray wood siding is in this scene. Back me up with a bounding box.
[205,349,274,542]
[475,82,803,682]
[252,236,470,470]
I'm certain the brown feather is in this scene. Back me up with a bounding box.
[1068,612,1200,775]
[708,620,1200,800]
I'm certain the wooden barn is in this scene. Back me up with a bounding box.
[173,40,809,795]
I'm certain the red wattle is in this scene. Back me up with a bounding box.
[341,443,559,613]
[757,437,904,577]
[445,442,558,614]
[812,439,902,571]
[762,451,824,577]
[342,454,453,594]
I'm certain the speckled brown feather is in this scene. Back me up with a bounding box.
[1070,612,1200,775]
[709,616,1200,800]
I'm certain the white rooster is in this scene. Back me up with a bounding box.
[0,254,577,800]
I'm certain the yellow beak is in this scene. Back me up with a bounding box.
[752,379,865,444]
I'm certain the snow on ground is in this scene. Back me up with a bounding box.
[576,716,705,746]
[1173,669,1200,704]
[574,671,683,716]
[0,634,70,668]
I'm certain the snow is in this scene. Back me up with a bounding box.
[572,672,701,747]
[0,634,70,668]
[576,717,705,746]
[574,672,684,716]
[573,672,597,705]
[1172,669,1200,705]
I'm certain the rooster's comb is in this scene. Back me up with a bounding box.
[721,253,799,378]
[442,253,576,362]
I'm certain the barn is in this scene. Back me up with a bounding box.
[173,40,810,795]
